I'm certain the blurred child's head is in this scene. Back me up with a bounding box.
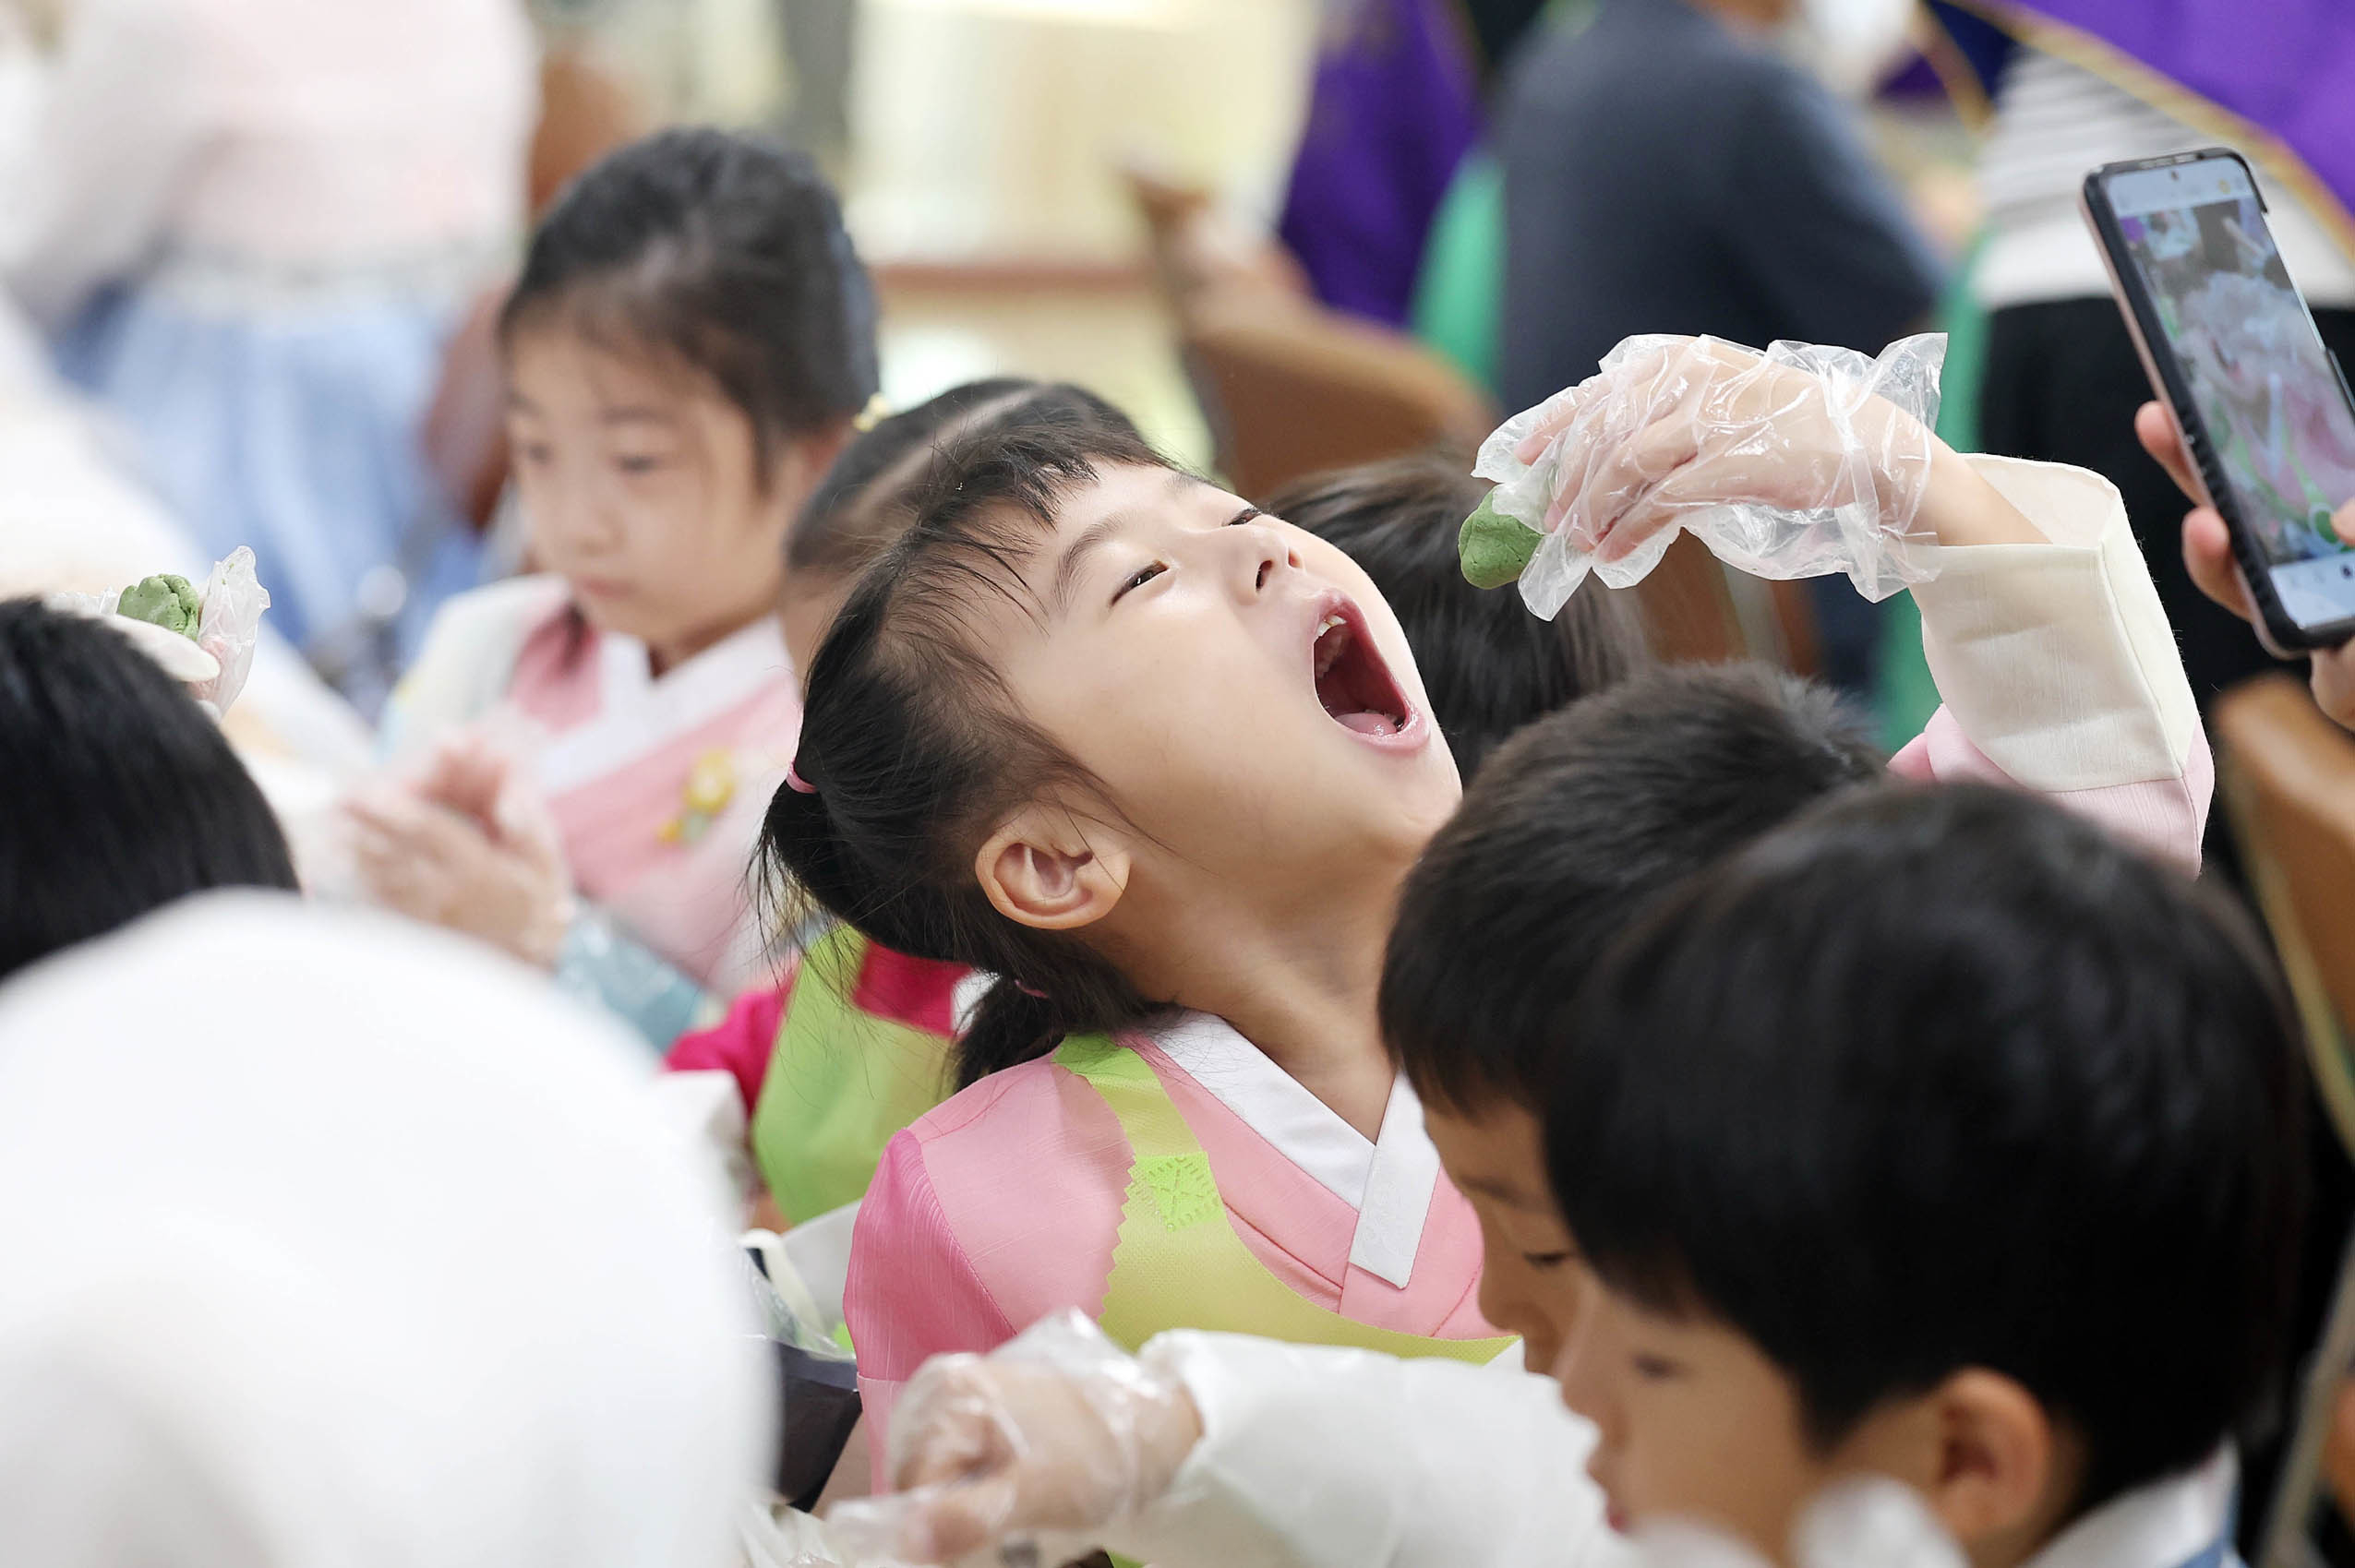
[0,600,298,981]
[778,379,1140,677]
[763,416,1458,1084]
[1382,663,1881,1368]
[1266,453,1649,780]
[501,128,877,667]
[1545,785,2304,1564]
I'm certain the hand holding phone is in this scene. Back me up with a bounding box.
[2083,149,2355,652]
[2136,401,2355,729]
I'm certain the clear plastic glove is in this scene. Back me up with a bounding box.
[827,1312,1204,1566]
[191,546,269,715]
[346,734,573,968]
[42,545,270,718]
[1476,334,1947,617]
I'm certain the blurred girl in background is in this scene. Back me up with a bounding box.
[0,0,535,689]
[352,127,880,1047]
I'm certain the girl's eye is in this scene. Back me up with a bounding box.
[1630,1353,1682,1382]
[1520,1251,1575,1271]
[1226,506,1262,528]
[1112,562,1166,603]
[614,454,669,476]
[515,441,554,467]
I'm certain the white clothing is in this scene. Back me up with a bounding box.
[1975,51,2355,312]
[1915,454,2199,790]
[1118,1333,1617,1568]
[0,0,535,326]
[0,894,771,1568]
[1116,1329,2234,1568]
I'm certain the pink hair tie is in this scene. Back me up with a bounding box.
[784,760,817,796]
[1015,981,1049,1000]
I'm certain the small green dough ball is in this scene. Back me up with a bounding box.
[117,574,202,638]
[1458,495,1542,591]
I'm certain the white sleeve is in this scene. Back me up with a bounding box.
[1100,1332,1633,1568]
[0,0,208,327]
[1908,454,2203,794]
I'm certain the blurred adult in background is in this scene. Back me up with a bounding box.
[0,0,536,697]
[0,894,767,1568]
[1933,5,2355,712]
[1494,0,1940,696]
[1457,0,1548,82]
[0,291,376,797]
[1277,0,1484,330]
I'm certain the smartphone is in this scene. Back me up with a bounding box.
[2083,148,2355,652]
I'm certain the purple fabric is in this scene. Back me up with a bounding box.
[1989,1,2355,220]
[1277,0,1484,327]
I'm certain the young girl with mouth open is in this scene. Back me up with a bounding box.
[763,337,2209,1457]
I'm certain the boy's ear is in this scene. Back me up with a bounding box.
[975,804,1132,932]
[1908,1369,2069,1550]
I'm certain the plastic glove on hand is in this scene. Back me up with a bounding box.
[825,1312,1203,1566]
[1469,333,1948,616]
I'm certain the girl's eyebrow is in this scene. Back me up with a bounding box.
[1050,476,1237,612]
[1051,515,1130,613]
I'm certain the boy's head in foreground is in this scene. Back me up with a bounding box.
[1385,662,1885,1371]
[1546,784,2302,1563]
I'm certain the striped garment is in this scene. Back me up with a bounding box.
[1974,50,2355,310]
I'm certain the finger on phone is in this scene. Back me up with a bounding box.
[2133,401,2203,502]
[2180,508,2256,623]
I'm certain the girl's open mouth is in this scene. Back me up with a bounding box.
[1309,597,1423,748]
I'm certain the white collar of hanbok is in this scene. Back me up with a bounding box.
[2023,1447,2238,1568]
[536,614,793,797]
[1145,1011,1440,1290]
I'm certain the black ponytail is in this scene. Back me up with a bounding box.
[501,126,879,485]
[758,410,1174,1087]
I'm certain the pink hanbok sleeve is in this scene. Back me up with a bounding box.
[1891,456,2214,874]
[846,1130,1019,1466]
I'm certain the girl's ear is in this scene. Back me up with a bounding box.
[775,420,858,505]
[974,805,1131,932]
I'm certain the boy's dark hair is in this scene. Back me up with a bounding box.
[1268,454,1649,779]
[760,412,1174,1088]
[1544,784,2306,1514]
[0,601,298,981]
[1381,662,1881,1112]
[502,126,880,485]
[788,380,1141,584]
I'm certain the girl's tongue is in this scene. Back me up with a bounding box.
[1313,611,1410,738]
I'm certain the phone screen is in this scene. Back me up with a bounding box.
[2105,156,2355,629]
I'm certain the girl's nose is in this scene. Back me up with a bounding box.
[1231,520,1299,598]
